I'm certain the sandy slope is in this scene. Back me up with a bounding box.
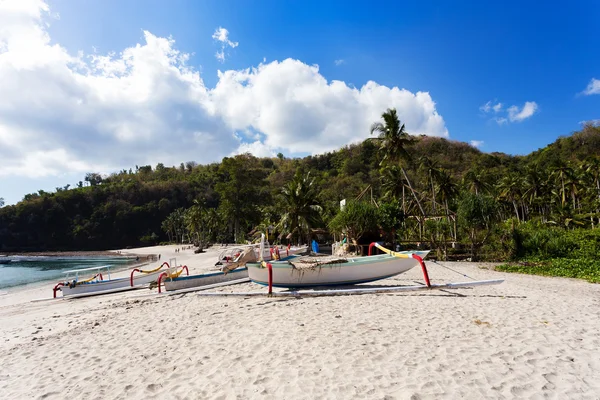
[0,244,599,399]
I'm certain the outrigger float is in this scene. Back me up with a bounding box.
[52,260,188,298]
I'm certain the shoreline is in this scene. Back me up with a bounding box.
[3,250,144,257]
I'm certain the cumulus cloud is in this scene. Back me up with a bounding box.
[0,0,448,183]
[212,60,448,153]
[469,140,484,148]
[582,78,600,95]
[507,101,538,122]
[212,27,238,63]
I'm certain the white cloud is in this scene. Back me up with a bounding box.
[334,59,345,66]
[480,100,502,113]
[480,101,491,113]
[507,101,538,122]
[233,141,277,158]
[212,60,448,153]
[212,26,238,63]
[469,140,484,148]
[582,78,600,95]
[0,0,449,185]
[481,98,537,124]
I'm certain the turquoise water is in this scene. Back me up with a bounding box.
[0,256,137,289]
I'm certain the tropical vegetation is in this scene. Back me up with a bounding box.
[0,109,599,281]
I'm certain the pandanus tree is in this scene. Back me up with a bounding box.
[278,171,322,245]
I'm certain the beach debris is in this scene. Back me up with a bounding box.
[473,319,491,327]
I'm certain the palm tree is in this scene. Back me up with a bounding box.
[371,108,424,216]
[463,168,491,195]
[370,108,413,167]
[381,166,404,201]
[418,156,441,213]
[551,161,573,208]
[435,169,459,240]
[523,164,549,220]
[582,158,600,205]
[497,172,525,221]
[278,171,322,244]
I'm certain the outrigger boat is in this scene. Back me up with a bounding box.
[216,241,308,270]
[246,244,431,288]
[159,241,429,293]
[160,238,306,293]
[53,261,188,298]
[162,242,504,298]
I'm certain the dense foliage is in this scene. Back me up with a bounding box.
[1,113,599,275]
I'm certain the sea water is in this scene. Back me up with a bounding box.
[0,256,136,289]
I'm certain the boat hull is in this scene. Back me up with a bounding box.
[164,268,248,291]
[59,270,162,297]
[247,253,423,288]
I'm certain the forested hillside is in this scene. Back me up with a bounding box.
[1,116,599,260]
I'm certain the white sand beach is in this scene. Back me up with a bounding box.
[1,245,599,399]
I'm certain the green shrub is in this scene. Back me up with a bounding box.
[497,258,600,283]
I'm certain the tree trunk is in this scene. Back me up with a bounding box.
[401,168,425,216]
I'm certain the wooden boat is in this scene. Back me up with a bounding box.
[216,243,307,269]
[162,244,302,293]
[53,262,185,298]
[246,248,431,288]
[162,267,249,292]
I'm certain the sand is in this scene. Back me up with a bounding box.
[1,244,599,399]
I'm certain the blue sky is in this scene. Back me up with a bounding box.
[0,0,599,205]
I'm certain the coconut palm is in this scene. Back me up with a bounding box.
[278,171,322,244]
[418,155,441,213]
[370,108,413,167]
[496,172,525,221]
[371,108,424,216]
[463,168,491,195]
[551,161,573,208]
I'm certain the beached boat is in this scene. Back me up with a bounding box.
[216,243,307,269]
[246,244,431,288]
[53,262,186,298]
[161,267,249,292]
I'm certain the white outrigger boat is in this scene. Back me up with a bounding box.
[53,261,188,298]
[161,267,249,293]
[246,245,431,288]
[160,238,306,293]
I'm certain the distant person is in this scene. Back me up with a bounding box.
[159,254,161,260]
